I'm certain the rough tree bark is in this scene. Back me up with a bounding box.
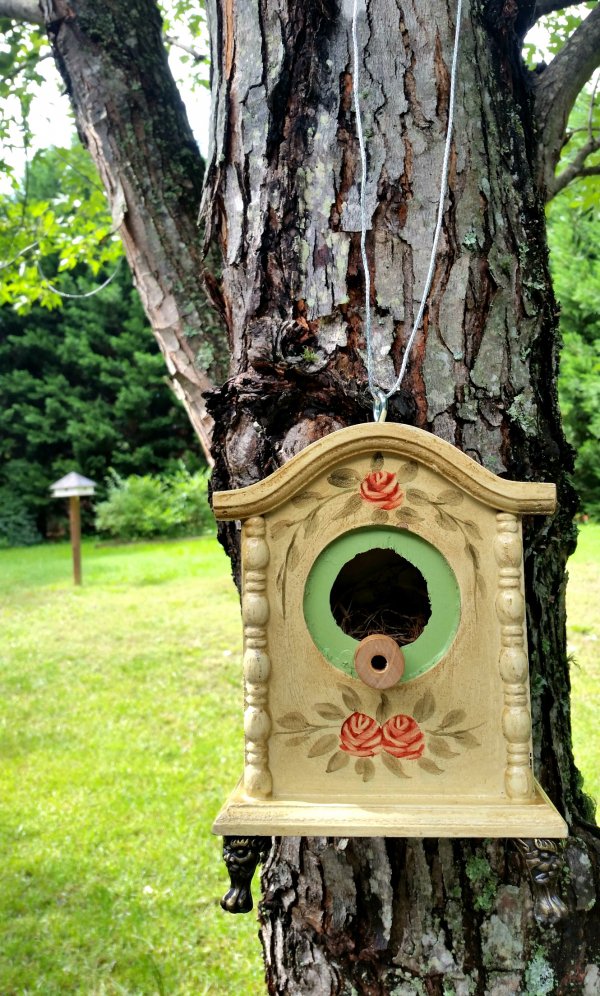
[5,0,598,991]
[201,0,600,992]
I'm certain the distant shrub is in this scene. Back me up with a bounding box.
[95,468,214,540]
[0,490,42,548]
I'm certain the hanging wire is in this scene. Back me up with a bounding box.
[351,0,463,421]
[37,258,122,299]
[351,0,375,403]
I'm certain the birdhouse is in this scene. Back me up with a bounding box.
[50,472,97,586]
[212,424,567,841]
[50,472,97,498]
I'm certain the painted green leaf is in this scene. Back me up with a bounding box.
[452,730,480,747]
[398,460,419,482]
[395,506,419,520]
[328,469,361,488]
[436,488,463,505]
[418,757,444,775]
[277,712,309,731]
[381,752,410,778]
[406,488,429,506]
[287,543,300,571]
[371,452,384,470]
[308,734,339,757]
[285,732,316,747]
[315,703,346,721]
[355,757,375,782]
[463,519,483,540]
[303,509,319,537]
[291,491,322,506]
[338,684,362,713]
[271,519,295,537]
[336,494,362,518]
[436,508,458,531]
[476,575,487,597]
[376,693,390,725]
[438,708,467,729]
[276,560,285,593]
[326,751,350,773]
[428,738,460,758]
[466,542,480,569]
[372,509,389,523]
[413,690,435,722]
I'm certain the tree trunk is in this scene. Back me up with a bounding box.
[202,0,599,992]
[39,0,225,459]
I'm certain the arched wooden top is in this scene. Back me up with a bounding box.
[212,423,556,520]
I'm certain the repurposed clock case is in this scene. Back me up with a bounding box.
[212,423,567,839]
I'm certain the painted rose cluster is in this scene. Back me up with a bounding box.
[339,711,425,760]
[359,470,404,510]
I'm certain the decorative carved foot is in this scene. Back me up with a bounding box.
[515,837,568,924]
[220,836,270,914]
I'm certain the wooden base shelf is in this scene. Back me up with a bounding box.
[213,779,568,838]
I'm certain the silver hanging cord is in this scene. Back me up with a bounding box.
[351,0,374,404]
[351,0,463,420]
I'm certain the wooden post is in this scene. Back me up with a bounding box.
[69,495,82,586]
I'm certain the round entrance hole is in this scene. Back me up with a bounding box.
[371,655,387,671]
[329,547,431,646]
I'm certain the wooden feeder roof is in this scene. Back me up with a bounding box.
[50,471,97,498]
[212,423,556,520]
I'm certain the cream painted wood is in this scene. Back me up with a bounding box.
[213,423,566,838]
[213,779,568,838]
[212,423,556,520]
[241,516,272,798]
[494,512,534,800]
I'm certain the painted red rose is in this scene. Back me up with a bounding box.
[381,714,425,760]
[339,712,382,757]
[359,471,404,510]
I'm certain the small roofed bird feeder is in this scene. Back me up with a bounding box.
[211,423,568,914]
[50,472,97,586]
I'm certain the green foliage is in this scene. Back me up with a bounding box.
[95,468,213,540]
[159,0,210,89]
[0,18,48,187]
[0,490,41,548]
[0,262,202,540]
[522,4,596,68]
[0,143,122,310]
[554,90,600,212]
[548,190,600,518]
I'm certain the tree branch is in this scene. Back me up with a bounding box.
[164,33,208,63]
[533,0,583,18]
[0,0,43,23]
[549,133,600,196]
[535,3,600,193]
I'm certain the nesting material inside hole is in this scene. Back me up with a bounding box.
[330,547,431,646]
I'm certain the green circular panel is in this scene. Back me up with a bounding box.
[303,526,461,681]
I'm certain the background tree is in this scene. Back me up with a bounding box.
[0,261,202,542]
[0,145,202,543]
[1,1,600,993]
[545,89,600,520]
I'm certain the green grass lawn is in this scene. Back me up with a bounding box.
[566,523,600,810]
[0,537,263,995]
[0,527,597,994]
